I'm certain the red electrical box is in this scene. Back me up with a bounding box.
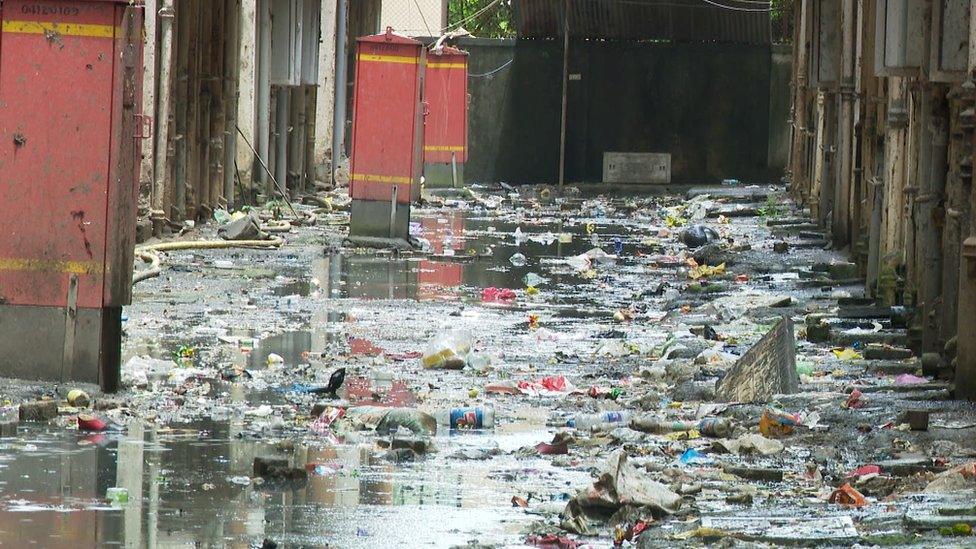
[349,28,425,242]
[423,46,468,188]
[0,0,144,389]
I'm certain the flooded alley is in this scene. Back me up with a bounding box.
[3,0,976,547]
[0,184,972,547]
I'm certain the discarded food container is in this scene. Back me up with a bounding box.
[482,287,517,302]
[421,330,472,369]
[435,407,494,430]
[759,408,798,438]
[67,389,90,408]
[567,411,631,430]
[78,414,109,432]
[697,417,733,438]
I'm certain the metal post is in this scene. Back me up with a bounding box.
[152,0,176,236]
[557,0,570,192]
[331,0,349,185]
[389,185,398,239]
[451,151,458,188]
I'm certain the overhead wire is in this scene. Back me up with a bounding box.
[412,0,435,36]
[442,0,505,33]
[469,58,514,77]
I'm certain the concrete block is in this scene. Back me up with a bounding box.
[19,400,58,422]
[0,421,18,437]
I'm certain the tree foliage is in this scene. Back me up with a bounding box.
[448,0,515,39]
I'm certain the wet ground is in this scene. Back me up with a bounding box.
[2,184,975,547]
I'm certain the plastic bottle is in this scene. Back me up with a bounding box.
[566,410,631,430]
[433,407,494,430]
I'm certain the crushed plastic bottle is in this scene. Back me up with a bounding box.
[566,411,631,430]
[434,407,495,430]
[509,253,528,267]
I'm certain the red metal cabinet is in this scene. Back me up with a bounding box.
[349,29,425,205]
[423,46,468,172]
[0,0,143,388]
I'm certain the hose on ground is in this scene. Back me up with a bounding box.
[132,238,285,286]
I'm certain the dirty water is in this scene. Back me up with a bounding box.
[3,186,975,547]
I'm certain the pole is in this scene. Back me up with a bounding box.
[152,0,176,236]
[331,0,349,185]
[257,0,272,198]
[557,0,570,192]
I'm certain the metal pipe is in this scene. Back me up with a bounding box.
[451,151,458,188]
[256,0,272,196]
[331,0,349,185]
[389,185,398,239]
[557,0,570,192]
[152,0,176,236]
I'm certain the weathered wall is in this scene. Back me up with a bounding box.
[768,44,793,172]
[459,38,784,185]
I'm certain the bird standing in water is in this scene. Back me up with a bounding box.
[310,367,346,398]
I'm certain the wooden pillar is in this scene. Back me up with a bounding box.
[810,92,827,220]
[833,0,855,246]
[185,0,202,220]
[211,0,227,208]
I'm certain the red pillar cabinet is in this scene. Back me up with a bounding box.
[0,0,144,390]
[348,28,425,245]
[423,45,468,188]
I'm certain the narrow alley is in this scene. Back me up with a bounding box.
[0,0,975,548]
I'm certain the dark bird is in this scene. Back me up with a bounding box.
[310,367,346,398]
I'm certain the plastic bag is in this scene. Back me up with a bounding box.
[421,330,472,369]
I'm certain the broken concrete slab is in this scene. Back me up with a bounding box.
[19,400,58,422]
[698,515,858,545]
[863,345,914,360]
[722,465,784,482]
[685,186,771,201]
[904,513,976,531]
[874,457,947,476]
[899,410,930,431]
[715,316,798,403]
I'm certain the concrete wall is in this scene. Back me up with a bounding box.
[459,38,786,185]
[768,44,794,173]
[380,0,445,37]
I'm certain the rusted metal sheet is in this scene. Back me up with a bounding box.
[514,0,771,44]
[715,316,799,403]
[349,29,425,205]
